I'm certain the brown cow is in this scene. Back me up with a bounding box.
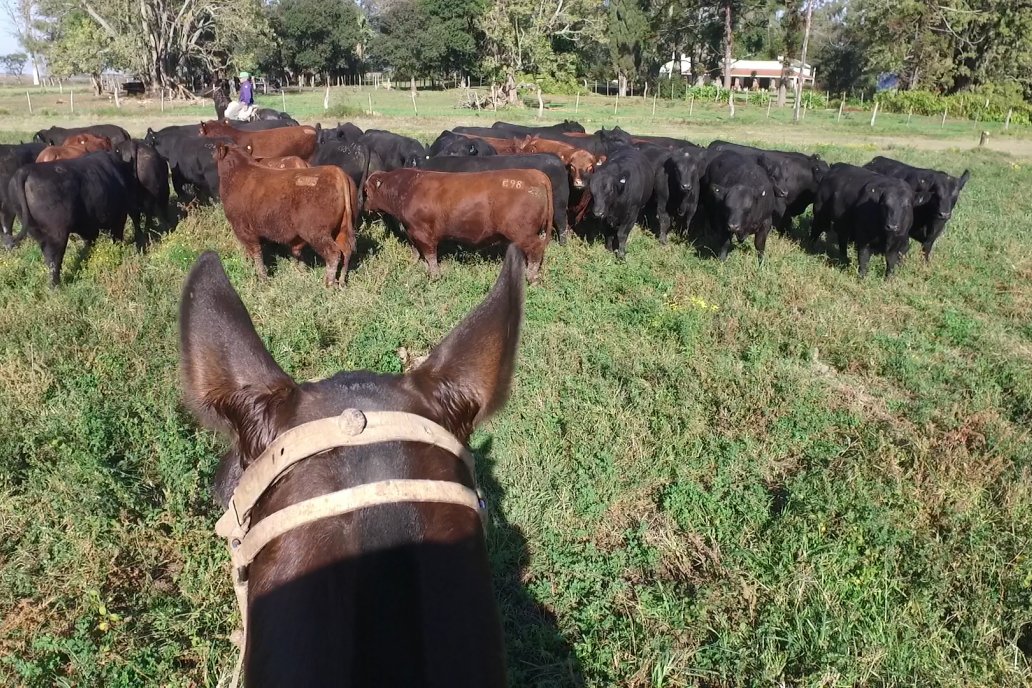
[200,121,318,159]
[364,168,553,282]
[215,144,357,286]
[516,135,603,190]
[36,133,113,162]
[255,155,310,170]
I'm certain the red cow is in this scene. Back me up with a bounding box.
[364,168,553,282]
[36,133,113,162]
[214,144,357,286]
[200,121,319,159]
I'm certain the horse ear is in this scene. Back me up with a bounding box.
[179,252,297,463]
[407,245,525,441]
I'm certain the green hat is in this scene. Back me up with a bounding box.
[239,71,250,79]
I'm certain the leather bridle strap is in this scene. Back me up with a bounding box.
[228,479,480,570]
[216,409,475,540]
[214,408,481,688]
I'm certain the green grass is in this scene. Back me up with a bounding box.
[0,101,1031,687]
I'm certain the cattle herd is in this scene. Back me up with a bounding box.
[0,115,971,286]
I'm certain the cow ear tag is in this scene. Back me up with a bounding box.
[761,190,766,196]
[619,177,626,184]
[375,178,382,188]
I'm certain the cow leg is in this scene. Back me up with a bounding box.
[0,207,13,237]
[857,244,872,278]
[243,240,267,279]
[424,250,441,280]
[885,248,902,279]
[41,238,68,287]
[718,234,732,261]
[754,223,771,263]
[837,228,850,264]
[333,228,355,286]
[655,186,671,246]
[308,236,342,287]
[615,220,634,260]
[110,214,127,243]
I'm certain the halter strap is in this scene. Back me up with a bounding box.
[216,409,476,539]
[215,408,482,688]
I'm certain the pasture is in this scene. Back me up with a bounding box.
[0,87,1030,687]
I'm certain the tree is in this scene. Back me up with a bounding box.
[420,0,485,82]
[44,11,114,94]
[608,0,649,96]
[0,52,27,80]
[369,0,429,92]
[479,0,602,88]
[267,0,363,85]
[27,0,271,96]
[811,0,1032,100]
[792,0,812,122]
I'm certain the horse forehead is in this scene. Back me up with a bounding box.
[295,372,417,420]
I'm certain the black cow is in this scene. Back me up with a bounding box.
[491,120,585,134]
[252,108,298,123]
[421,153,571,243]
[812,163,915,278]
[144,124,200,147]
[426,131,498,158]
[7,152,136,284]
[709,140,829,233]
[148,130,225,203]
[598,126,699,152]
[114,139,171,242]
[0,142,46,240]
[702,151,776,261]
[863,156,970,261]
[34,124,131,146]
[664,146,708,241]
[357,130,425,170]
[317,121,364,144]
[587,147,655,258]
[308,140,378,224]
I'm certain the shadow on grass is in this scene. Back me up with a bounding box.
[257,229,381,281]
[475,435,585,688]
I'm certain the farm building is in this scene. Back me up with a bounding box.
[724,57,815,90]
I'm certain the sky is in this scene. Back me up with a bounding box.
[0,15,25,63]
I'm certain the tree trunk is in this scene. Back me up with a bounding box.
[618,73,628,97]
[793,0,813,124]
[91,74,102,96]
[777,78,787,107]
[722,1,733,90]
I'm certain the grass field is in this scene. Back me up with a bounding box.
[0,88,1030,687]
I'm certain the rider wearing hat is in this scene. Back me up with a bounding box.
[238,71,255,106]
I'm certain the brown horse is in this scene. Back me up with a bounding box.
[180,245,524,687]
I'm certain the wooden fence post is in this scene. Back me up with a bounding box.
[870,100,879,127]
[907,107,912,126]
[1005,108,1013,130]
[575,92,580,113]
[70,89,74,113]
[766,95,772,118]
[837,98,844,122]
[941,106,948,128]
[368,93,373,116]
[411,91,418,116]
[281,90,287,112]
[689,94,695,116]
[651,87,658,120]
